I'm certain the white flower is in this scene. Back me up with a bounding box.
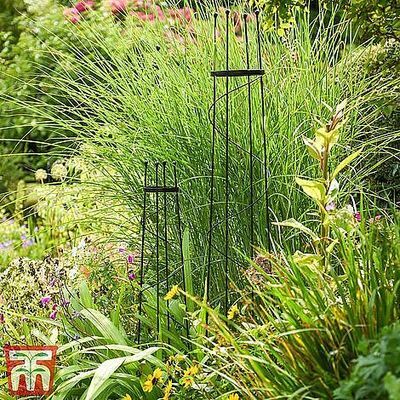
[69,264,78,279]
[35,169,48,182]
[51,163,68,181]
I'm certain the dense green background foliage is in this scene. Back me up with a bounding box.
[0,2,399,399]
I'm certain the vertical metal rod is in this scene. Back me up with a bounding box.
[255,10,271,252]
[173,162,190,340]
[155,162,160,337]
[206,11,219,324]
[162,161,170,342]
[244,13,255,256]
[224,9,230,316]
[137,161,148,344]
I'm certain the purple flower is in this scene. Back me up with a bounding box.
[325,201,336,212]
[40,296,52,307]
[354,211,361,222]
[61,299,71,307]
[22,238,35,248]
[50,310,58,320]
[128,272,136,281]
[0,240,13,250]
[0,314,5,324]
[52,304,58,311]
[127,254,135,264]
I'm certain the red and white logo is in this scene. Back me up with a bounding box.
[4,345,57,396]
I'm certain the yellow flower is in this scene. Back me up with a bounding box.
[121,395,132,400]
[227,304,239,320]
[183,365,199,376]
[143,375,154,393]
[181,364,199,388]
[143,367,163,393]
[228,394,240,400]
[163,380,173,400]
[164,285,179,301]
[153,368,163,380]
[181,375,194,388]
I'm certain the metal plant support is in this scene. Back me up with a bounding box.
[207,10,271,316]
[136,161,190,344]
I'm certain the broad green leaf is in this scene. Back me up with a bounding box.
[79,281,95,309]
[384,372,400,400]
[303,137,322,160]
[85,348,158,400]
[80,309,127,345]
[295,178,326,203]
[316,126,340,149]
[331,149,362,180]
[273,218,319,241]
[292,251,322,269]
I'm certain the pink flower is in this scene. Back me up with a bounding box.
[50,310,58,320]
[155,5,165,21]
[173,7,193,22]
[127,254,135,264]
[354,211,361,222]
[40,296,52,307]
[134,11,156,21]
[74,0,94,12]
[133,0,151,8]
[369,214,382,223]
[64,7,81,24]
[108,0,129,14]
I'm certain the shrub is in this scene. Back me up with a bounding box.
[251,0,400,42]
[334,323,400,400]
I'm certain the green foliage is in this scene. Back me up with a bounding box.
[0,1,68,192]
[22,6,398,302]
[0,209,56,266]
[251,0,400,41]
[0,0,116,195]
[345,0,400,42]
[277,100,363,268]
[27,283,219,399]
[334,323,400,400]
[195,209,400,399]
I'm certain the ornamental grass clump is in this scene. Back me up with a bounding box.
[15,4,399,303]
